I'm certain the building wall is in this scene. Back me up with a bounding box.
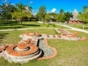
[69,20,83,24]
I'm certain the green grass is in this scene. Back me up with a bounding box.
[0,29,88,66]
[0,29,56,44]
[48,32,88,66]
[0,21,66,30]
[71,24,88,30]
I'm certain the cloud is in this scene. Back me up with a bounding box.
[51,8,56,13]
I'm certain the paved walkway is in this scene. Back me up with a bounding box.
[0,27,56,32]
[0,23,88,34]
[57,24,88,34]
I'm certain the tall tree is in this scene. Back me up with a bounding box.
[56,13,64,22]
[36,5,46,24]
[16,2,24,12]
[0,3,16,19]
[12,11,32,24]
[12,2,32,24]
[16,2,32,13]
[0,3,16,13]
[45,13,57,22]
[0,7,3,17]
[56,9,65,22]
[83,6,88,13]
[0,3,16,23]
[45,13,51,22]
[64,12,72,21]
[0,7,3,23]
[60,9,64,14]
[78,6,88,23]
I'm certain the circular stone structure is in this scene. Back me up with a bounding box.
[23,32,41,37]
[5,43,42,63]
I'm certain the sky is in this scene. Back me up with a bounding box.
[0,0,88,14]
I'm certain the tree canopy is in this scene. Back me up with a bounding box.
[36,5,46,23]
[78,6,88,23]
[0,2,88,24]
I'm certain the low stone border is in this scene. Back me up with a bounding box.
[38,38,57,60]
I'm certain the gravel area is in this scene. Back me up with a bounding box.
[0,38,54,60]
[39,39,54,57]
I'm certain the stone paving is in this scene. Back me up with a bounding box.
[39,39,54,57]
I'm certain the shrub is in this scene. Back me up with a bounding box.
[52,24,56,27]
[47,24,49,27]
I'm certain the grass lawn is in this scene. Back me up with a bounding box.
[0,29,57,44]
[0,29,88,66]
[0,21,66,30]
[70,24,88,30]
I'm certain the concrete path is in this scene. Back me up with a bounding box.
[57,24,88,34]
[0,27,56,32]
[0,23,88,34]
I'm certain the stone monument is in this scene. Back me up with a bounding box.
[72,9,78,20]
[69,9,83,24]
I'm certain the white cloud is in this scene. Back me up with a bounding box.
[51,8,56,13]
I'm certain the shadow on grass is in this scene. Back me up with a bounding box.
[22,24,40,27]
[0,21,41,29]
[0,21,24,29]
[0,24,40,29]
[0,33,9,43]
[78,27,88,30]
[0,26,23,29]
[0,21,19,26]
[83,27,88,29]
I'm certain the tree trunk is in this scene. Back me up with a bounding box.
[42,18,45,24]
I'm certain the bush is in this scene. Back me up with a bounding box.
[52,24,56,27]
[47,24,49,27]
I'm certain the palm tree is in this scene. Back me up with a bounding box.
[60,9,64,14]
[83,6,88,13]
[16,2,24,12]
[12,2,32,24]
[16,2,32,14]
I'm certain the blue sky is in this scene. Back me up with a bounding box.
[0,0,88,13]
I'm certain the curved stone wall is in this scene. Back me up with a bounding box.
[5,43,42,63]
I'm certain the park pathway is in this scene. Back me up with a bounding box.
[0,27,55,32]
[0,23,88,34]
[57,23,88,34]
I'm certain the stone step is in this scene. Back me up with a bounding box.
[6,49,42,63]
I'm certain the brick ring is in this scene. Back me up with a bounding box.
[6,44,38,56]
